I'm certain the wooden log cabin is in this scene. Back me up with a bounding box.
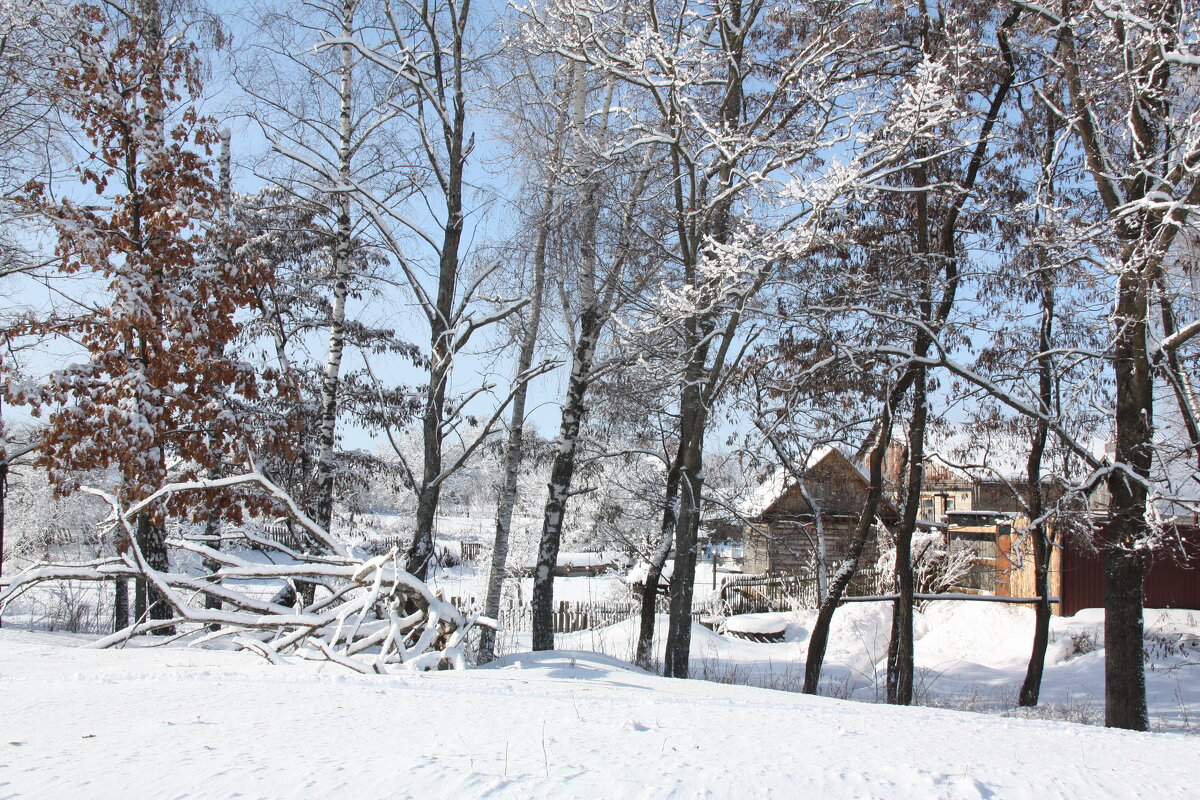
[739,447,899,576]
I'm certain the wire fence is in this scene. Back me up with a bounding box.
[1,580,114,634]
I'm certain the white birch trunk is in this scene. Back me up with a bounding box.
[313,6,356,535]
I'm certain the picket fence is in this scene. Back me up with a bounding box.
[448,596,702,635]
[225,522,310,553]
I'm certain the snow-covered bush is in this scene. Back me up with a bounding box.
[3,467,112,564]
[875,529,976,598]
[1067,629,1101,659]
[28,581,110,633]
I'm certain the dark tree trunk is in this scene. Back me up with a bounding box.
[804,367,921,695]
[664,436,703,678]
[875,8,1017,696]
[408,462,442,581]
[657,0,745,681]
[134,564,146,622]
[663,338,709,679]
[804,404,895,694]
[134,513,148,623]
[404,234,461,584]
[887,364,927,705]
[1054,1,1173,730]
[1102,263,1152,731]
[203,511,222,626]
[635,463,680,668]
[1103,540,1148,729]
[883,133,934,705]
[1019,269,1055,707]
[135,513,173,634]
[406,289,457,581]
[1019,521,1052,707]
[405,4,469,582]
[113,578,129,632]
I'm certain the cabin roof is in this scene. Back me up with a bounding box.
[738,447,883,519]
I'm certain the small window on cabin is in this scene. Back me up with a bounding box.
[921,499,934,519]
[944,496,956,513]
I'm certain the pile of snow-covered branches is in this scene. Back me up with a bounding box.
[0,472,493,672]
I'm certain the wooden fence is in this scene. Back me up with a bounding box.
[451,567,891,633]
[222,523,310,553]
[449,596,701,634]
[1061,523,1200,616]
[716,567,888,616]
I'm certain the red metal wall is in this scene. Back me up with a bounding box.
[1061,525,1200,616]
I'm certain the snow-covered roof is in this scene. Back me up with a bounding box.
[737,468,791,518]
[736,447,869,518]
[626,559,673,585]
[521,552,619,570]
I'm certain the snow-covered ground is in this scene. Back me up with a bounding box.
[1,627,1196,800]
[426,556,1199,733]
[3,521,1198,796]
[562,603,1200,733]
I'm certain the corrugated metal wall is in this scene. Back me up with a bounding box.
[1061,524,1200,616]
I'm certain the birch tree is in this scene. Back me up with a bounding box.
[328,0,548,582]
[236,0,410,533]
[475,52,571,663]
[523,62,663,652]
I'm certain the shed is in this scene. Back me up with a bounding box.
[942,518,1200,616]
[739,447,898,576]
[944,517,1065,610]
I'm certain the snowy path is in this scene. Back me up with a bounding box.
[0,629,1196,799]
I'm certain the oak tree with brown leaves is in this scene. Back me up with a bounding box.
[11,0,273,631]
